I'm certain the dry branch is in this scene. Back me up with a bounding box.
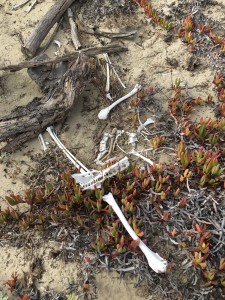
[0,44,128,72]
[22,0,76,57]
[0,54,95,153]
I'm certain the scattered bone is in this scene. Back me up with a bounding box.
[138,117,154,132]
[130,149,154,166]
[127,132,138,148]
[103,54,112,101]
[68,8,81,50]
[98,84,142,120]
[104,53,126,89]
[103,193,168,273]
[102,128,117,161]
[12,0,31,10]
[25,0,37,13]
[38,133,48,151]
[53,40,61,48]
[95,132,110,163]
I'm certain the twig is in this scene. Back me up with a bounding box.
[68,8,81,50]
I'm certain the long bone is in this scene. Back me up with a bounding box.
[103,54,112,101]
[98,84,142,120]
[103,192,168,273]
[129,149,154,166]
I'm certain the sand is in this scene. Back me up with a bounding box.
[0,0,224,299]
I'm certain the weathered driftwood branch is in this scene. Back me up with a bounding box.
[77,21,137,39]
[22,0,76,57]
[0,44,128,72]
[68,8,81,50]
[0,54,95,153]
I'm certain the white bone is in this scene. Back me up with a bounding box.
[25,0,37,13]
[95,132,110,162]
[53,40,61,48]
[38,134,47,151]
[73,157,129,190]
[130,149,154,166]
[138,118,154,132]
[46,126,89,174]
[127,132,138,146]
[98,84,142,120]
[12,0,31,10]
[102,192,168,273]
[104,53,126,89]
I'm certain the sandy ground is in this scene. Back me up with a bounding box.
[0,0,224,299]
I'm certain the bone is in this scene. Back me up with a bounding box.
[103,193,168,273]
[98,84,142,120]
[73,157,129,190]
[130,149,154,166]
[46,126,89,173]
[104,53,126,89]
[138,117,154,132]
[95,132,110,163]
[12,0,31,10]
[25,0,37,13]
[104,54,111,96]
[38,133,48,151]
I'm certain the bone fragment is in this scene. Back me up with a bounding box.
[138,118,154,132]
[12,0,31,10]
[103,193,168,273]
[130,149,154,166]
[98,84,142,120]
[25,0,37,13]
[38,134,48,151]
[95,132,110,162]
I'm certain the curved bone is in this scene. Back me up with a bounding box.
[98,84,142,120]
[103,192,168,273]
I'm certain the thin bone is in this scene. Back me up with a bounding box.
[46,126,89,173]
[25,0,37,13]
[127,132,138,147]
[104,53,126,89]
[103,193,168,273]
[68,8,81,50]
[12,0,31,10]
[95,132,110,162]
[38,134,47,151]
[98,84,142,120]
[104,54,110,94]
[130,149,154,166]
[53,40,61,48]
[137,117,154,132]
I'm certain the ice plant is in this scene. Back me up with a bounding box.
[103,192,168,273]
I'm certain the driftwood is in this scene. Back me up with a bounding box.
[77,21,137,39]
[0,54,95,153]
[68,8,81,50]
[0,44,128,72]
[22,0,76,57]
